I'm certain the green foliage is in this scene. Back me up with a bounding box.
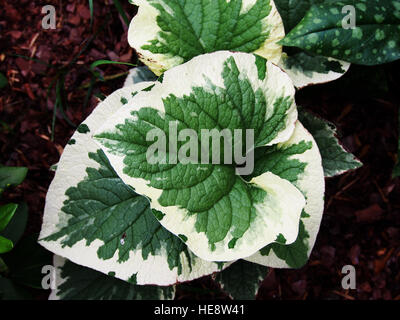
[250,141,312,182]
[43,150,190,273]
[141,0,272,61]
[0,166,28,255]
[38,0,400,298]
[2,234,52,290]
[217,260,268,299]
[95,56,297,250]
[1,203,28,246]
[281,0,400,65]
[0,236,13,254]
[0,204,18,232]
[298,107,362,177]
[260,218,309,268]
[282,51,345,76]
[0,167,28,195]
[0,166,46,300]
[0,204,18,254]
[274,0,325,33]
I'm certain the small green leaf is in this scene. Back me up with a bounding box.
[0,204,18,232]
[0,236,13,254]
[52,256,175,300]
[0,72,8,89]
[217,260,268,300]
[281,0,400,65]
[1,203,28,246]
[0,166,28,195]
[298,107,362,177]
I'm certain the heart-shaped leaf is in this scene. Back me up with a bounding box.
[40,80,225,286]
[128,0,285,75]
[95,52,322,262]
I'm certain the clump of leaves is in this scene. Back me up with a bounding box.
[39,0,400,300]
[0,167,52,300]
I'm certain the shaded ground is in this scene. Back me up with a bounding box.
[1,0,399,300]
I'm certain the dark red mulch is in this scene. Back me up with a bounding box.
[1,0,399,300]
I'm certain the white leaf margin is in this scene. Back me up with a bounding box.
[245,120,325,267]
[94,51,305,262]
[39,83,226,286]
[49,255,176,300]
[128,0,285,75]
[278,54,351,89]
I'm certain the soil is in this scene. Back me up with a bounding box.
[1,0,399,300]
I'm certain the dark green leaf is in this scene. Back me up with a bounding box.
[217,260,268,299]
[260,219,309,268]
[1,202,28,245]
[0,236,13,254]
[2,234,52,289]
[0,277,32,300]
[281,0,400,65]
[274,0,325,33]
[0,166,28,194]
[0,204,18,232]
[298,107,362,177]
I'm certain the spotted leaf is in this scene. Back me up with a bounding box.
[281,0,400,65]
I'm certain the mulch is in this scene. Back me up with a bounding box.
[1,0,399,300]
